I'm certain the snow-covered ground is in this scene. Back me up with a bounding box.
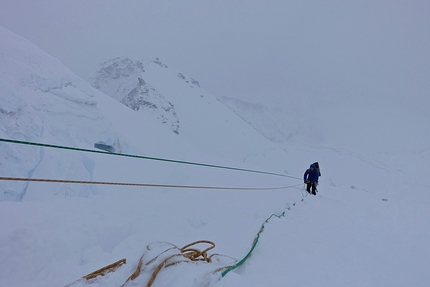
[1,25,429,287]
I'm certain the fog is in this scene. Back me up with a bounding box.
[1,0,429,110]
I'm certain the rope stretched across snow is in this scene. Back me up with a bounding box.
[0,137,302,180]
[0,176,302,191]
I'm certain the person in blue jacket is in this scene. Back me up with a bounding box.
[304,163,319,195]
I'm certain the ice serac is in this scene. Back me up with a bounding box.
[89,57,180,134]
[0,26,125,201]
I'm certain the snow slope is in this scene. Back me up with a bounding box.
[0,26,192,202]
[88,56,285,165]
[0,26,429,287]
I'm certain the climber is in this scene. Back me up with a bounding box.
[304,163,319,195]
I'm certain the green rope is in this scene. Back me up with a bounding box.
[0,138,302,180]
[221,212,285,277]
[220,190,308,278]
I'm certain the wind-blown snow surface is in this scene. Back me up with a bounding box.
[1,26,430,287]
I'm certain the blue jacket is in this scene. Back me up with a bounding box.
[304,164,319,183]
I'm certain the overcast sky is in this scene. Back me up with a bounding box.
[1,0,429,109]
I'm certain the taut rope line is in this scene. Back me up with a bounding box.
[0,176,303,191]
[0,138,302,180]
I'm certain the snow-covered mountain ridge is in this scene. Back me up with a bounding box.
[88,56,281,163]
[89,57,204,135]
[219,97,301,144]
[89,57,179,134]
[220,92,430,155]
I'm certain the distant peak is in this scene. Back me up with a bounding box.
[100,56,142,67]
[89,57,146,88]
[151,57,168,68]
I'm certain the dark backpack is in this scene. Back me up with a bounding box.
[313,162,321,176]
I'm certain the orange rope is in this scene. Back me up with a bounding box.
[0,176,301,191]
